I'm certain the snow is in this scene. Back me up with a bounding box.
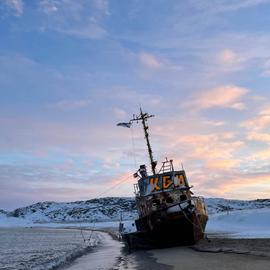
[7,198,137,223]
[0,215,31,227]
[206,208,270,238]
[0,197,269,239]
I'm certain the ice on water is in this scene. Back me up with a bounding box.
[0,227,101,270]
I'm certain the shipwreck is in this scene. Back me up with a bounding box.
[118,109,208,249]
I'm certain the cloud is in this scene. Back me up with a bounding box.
[112,107,127,119]
[178,133,243,167]
[215,171,270,197]
[4,0,23,16]
[192,0,270,14]
[50,99,92,110]
[57,22,107,39]
[40,0,58,14]
[262,58,270,76]
[247,132,270,143]
[138,52,163,69]
[216,49,246,72]
[242,105,270,131]
[185,85,249,111]
[217,49,238,64]
[93,0,110,16]
[36,0,109,39]
[203,120,226,127]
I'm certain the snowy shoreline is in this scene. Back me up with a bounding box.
[1,208,270,239]
[1,208,269,270]
[0,198,269,269]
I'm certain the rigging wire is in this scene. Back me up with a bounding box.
[87,219,96,243]
[78,174,134,245]
[92,173,133,199]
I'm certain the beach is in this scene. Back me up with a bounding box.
[1,206,269,269]
[0,227,269,269]
[112,238,270,270]
[145,244,270,270]
[59,232,270,270]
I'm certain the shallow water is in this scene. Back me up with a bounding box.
[0,227,101,270]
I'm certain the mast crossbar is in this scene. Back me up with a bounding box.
[130,108,156,175]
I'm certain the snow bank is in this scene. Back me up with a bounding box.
[206,208,270,238]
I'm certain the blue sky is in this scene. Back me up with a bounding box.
[1,0,270,210]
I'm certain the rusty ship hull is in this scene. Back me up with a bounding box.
[122,203,207,249]
[120,169,208,249]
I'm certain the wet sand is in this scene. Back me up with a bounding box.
[115,238,270,270]
[146,245,270,270]
[193,238,270,257]
[60,229,270,270]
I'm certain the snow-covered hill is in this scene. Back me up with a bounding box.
[0,209,7,217]
[205,198,270,215]
[0,197,269,224]
[9,197,137,223]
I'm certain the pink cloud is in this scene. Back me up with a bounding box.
[185,85,249,111]
[187,168,270,200]
[217,49,239,65]
[112,107,127,119]
[247,132,270,143]
[242,105,270,131]
[138,52,163,69]
[216,48,246,72]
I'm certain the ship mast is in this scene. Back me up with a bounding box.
[130,108,156,175]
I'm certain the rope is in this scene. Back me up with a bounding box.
[79,222,87,244]
[87,220,96,244]
[77,174,134,244]
[92,173,133,199]
[77,174,132,245]
[79,220,97,246]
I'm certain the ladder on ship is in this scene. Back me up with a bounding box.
[158,158,174,174]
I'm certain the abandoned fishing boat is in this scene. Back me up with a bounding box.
[117,109,208,249]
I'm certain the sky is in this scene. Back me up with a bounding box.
[1,0,270,210]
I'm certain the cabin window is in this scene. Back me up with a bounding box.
[180,194,187,201]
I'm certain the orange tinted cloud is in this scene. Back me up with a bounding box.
[216,173,270,198]
[243,116,270,131]
[187,168,270,199]
[173,133,243,166]
[185,85,248,111]
[242,112,270,131]
[247,132,270,144]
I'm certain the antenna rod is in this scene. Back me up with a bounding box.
[130,108,156,174]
